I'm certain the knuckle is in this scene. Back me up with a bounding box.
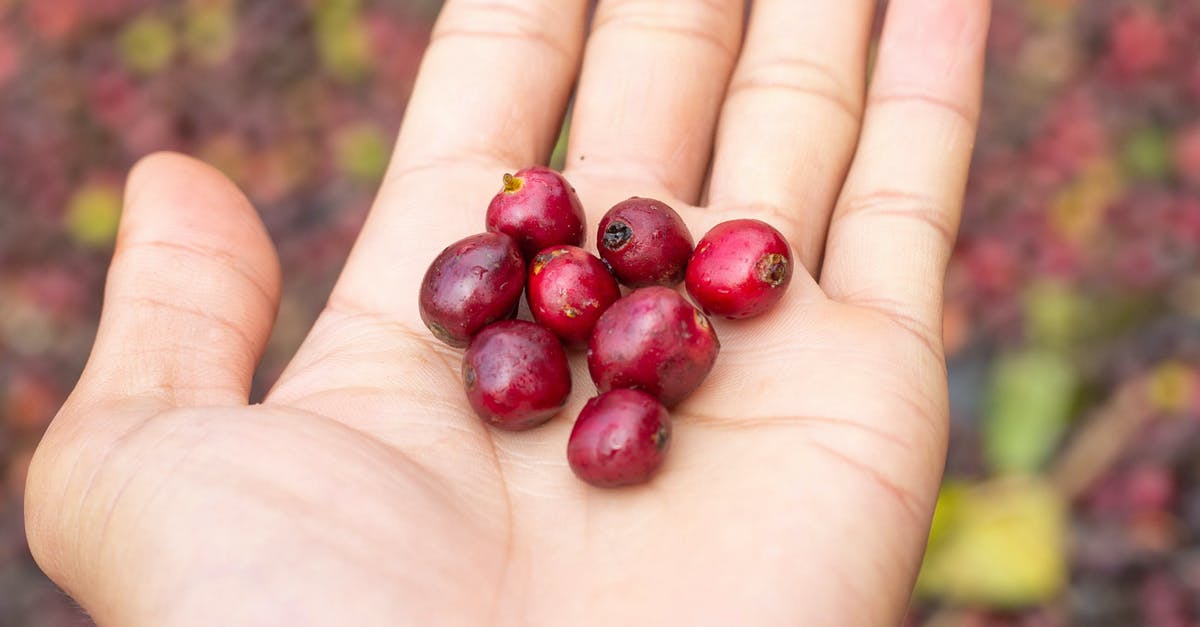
[868,89,979,128]
[727,54,860,122]
[838,189,957,250]
[592,0,741,59]
[432,0,575,62]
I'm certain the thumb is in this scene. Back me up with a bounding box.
[73,151,281,409]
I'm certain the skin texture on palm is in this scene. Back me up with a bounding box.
[24,1,991,625]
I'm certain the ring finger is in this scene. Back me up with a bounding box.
[564,0,746,206]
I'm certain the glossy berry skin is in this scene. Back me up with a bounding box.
[462,321,571,430]
[597,197,693,287]
[587,286,719,407]
[419,232,525,348]
[567,389,671,488]
[685,219,793,319]
[486,166,586,260]
[527,246,621,348]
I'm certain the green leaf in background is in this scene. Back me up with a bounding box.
[1121,126,1172,182]
[549,117,570,171]
[1146,361,1197,414]
[64,182,122,248]
[334,122,390,184]
[1023,0,1081,27]
[315,0,372,82]
[925,481,969,553]
[1023,280,1085,349]
[118,13,177,75]
[984,348,1078,474]
[916,477,1067,607]
[184,3,236,67]
[1048,158,1121,243]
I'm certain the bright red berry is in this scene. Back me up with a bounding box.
[462,321,571,431]
[419,232,525,347]
[587,286,719,407]
[527,245,621,348]
[486,166,586,259]
[685,219,793,319]
[597,197,693,287]
[567,389,671,488]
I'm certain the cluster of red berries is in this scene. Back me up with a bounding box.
[419,166,793,487]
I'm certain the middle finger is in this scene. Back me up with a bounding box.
[565,0,746,205]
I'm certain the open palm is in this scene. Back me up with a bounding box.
[26,1,990,625]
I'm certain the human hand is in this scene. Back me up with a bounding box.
[25,1,990,624]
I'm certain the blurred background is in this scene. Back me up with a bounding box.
[0,0,1198,624]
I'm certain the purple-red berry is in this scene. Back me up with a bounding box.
[685,219,794,319]
[597,197,694,287]
[587,286,719,407]
[486,166,586,259]
[567,389,671,488]
[419,232,525,347]
[527,245,621,348]
[462,321,571,431]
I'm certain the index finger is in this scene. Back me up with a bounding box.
[331,0,588,315]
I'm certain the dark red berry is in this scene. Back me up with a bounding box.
[486,166,586,259]
[685,219,793,319]
[587,286,719,407]
[419,232,525,347]
[527,245,621,348]
[462,321,571,430]
[597,197,693,287]
[567,389,671,488]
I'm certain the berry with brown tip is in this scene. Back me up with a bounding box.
[462,321,571,430]
[597,197,693,287]
[587,286,719,407]
[486,166,586,260]
[527,245,621,348]
[567,389,671,488]
[685,219,793,319]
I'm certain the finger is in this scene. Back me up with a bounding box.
[390,0,587,173]
[564,0,745,204]
[820,0,990,333]
[706,0,875,271]
[331,0,588,314]
[73,152,281,408]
